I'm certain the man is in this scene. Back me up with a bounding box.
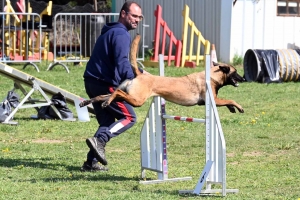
[81,1,145,172]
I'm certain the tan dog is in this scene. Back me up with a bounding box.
[80,35,245,113]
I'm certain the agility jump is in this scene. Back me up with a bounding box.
[139,55,239,196]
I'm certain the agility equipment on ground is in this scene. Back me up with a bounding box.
[0,62,92,125]
[139,54,238,196]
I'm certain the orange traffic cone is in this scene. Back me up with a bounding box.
[211,44,218,67]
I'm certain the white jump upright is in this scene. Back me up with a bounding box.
[139,55,193,184]
[178,55,239,196]
[139,54,238,196]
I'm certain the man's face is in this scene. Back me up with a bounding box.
[122,4,143,30]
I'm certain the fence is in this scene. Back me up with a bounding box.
[1,12,148,73]
[0,12,43,71]
[48,13,148,72]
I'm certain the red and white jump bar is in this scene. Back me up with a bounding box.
[162,115,205,123]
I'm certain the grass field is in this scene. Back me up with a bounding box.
[0,61,300,200]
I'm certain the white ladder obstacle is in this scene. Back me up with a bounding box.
[139,54,238,196]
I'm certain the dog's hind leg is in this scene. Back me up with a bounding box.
[79,94,111,107]
[102,89,147,108]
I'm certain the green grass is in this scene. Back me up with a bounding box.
[0,61,300,199]
[232,53,244,66]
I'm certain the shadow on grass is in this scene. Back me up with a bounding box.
[8,116,96,121]
[0,157,135,182]
[178,192,224,198]
[19,175,137,183]
[125,189,225,198]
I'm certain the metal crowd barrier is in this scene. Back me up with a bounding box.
[0,12,43,71]
[48,13,149,73]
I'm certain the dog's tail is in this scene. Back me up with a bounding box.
[130,33,142,76]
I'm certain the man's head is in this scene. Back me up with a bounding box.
[119,1,143,30]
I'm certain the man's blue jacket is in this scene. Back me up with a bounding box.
[83,22,135,87]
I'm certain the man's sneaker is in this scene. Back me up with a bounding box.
[80,161,108,172]
[86,137,107,165]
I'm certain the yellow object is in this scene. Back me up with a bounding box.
[35,1,52,21]
[5,0,20,26]
[3,0,21,57]
[33,1,53,60]
[181,5,210,67]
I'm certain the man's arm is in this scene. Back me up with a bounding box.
[113,34,135,81]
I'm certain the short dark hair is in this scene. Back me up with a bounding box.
[119,1,142,16]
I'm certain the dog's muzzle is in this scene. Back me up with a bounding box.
[231,78,239,87]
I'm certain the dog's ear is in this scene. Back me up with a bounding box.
[212,61,219,66]
[219,65,230,74]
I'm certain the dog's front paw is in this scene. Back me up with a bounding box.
[238,107,244,113]
[227,105,236,113]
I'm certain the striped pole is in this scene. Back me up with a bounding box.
[162,114,205,123]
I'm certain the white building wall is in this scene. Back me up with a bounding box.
[219,0,233,62]
[231,0,300,60]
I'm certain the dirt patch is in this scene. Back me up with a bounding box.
[108,148,127,153]
[268,150,291,157]
[32,139,64,144]
[227,152,235,157]
[243,151,263,157]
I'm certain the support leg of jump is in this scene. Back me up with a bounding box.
[139,96,192,184]
[139,55,192,184]
[178,55,238,196]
